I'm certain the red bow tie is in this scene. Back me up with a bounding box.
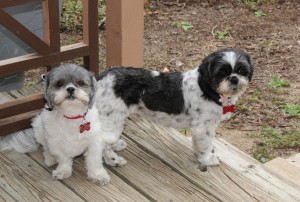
[222,105,235,114]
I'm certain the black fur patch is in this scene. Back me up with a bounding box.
[198,76,222,106]
[98,67,185,115]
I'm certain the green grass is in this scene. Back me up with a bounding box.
[268,75,290,89]
[253,125,300,163]
[213,30,230,40]
[282,103,300,116]
[255,10,266,17]
[173,21,193,32]
[237,0,260,11]
[250,90,262,99]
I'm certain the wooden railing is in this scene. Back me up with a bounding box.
[0,0,144,136]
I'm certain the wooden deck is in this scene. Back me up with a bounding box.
[1,86,300,202]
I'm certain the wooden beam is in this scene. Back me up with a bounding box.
[0,43,89,76]
[0,110,39,136]
[0,0,40,8]
[0,8,52,55]
[82,0,99,74]
[43,0,61,71]
[0,94,44,119]
[106,0,144,67]
[43,0,60,52]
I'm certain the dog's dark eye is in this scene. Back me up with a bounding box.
[77,80,85,86]
[216,68,231,78]
[237,67,249,76]
[56,80,64,88]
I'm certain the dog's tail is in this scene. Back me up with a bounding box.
[0,129,39,153]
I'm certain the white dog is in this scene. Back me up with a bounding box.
[0,64,126,185]
[94,48,254,171]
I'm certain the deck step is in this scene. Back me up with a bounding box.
[264,154,300,187]
[287,153,300,169]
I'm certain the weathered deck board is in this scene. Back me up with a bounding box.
[123,118,300,202]
[0,83,43,105]
[0,152,84,202]
[0,187,16,202]
[7,89,24,99]
[29,150,150,202]
[109,137,216,202]
[214,139,300,199]
[28,134,216,201]
[0,92,15,104]
[1,83,300,201]
[8,83,42,99]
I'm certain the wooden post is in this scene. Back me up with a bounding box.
[82,0,99,74]
[106,0,144,68]
[43,0,60,71]
[43,0,60,52]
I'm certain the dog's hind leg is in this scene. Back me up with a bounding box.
[103,145,127,167]
[98,107,128,144]
[111,138,127,151]
[191,125,220,172]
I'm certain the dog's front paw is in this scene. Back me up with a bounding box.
[88,169,110,186]
[112,139,127,151]
[52,168,72,180]
[198,153,221,172]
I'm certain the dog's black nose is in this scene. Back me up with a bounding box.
[229,76,239,85]
[66,87,75,94]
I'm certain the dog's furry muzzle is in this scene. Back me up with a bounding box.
[217,76,249,97]
[52,87,90,107]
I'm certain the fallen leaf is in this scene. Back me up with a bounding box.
[175,60,183,67]
[163,67,170,72]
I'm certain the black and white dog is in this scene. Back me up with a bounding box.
[95,48,254,171]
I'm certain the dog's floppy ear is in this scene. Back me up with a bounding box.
[88,72,97,109]
[246,54,254,81]
[43,72,53,111]
[198,57,213,82]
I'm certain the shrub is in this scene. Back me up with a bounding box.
[61,0,106,30]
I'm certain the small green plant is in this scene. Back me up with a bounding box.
[25,81,35,87]
[253,125,300,163]
[250,90,262,99]
[282,103,300,116]
[238,0,260,11]
[262,39,273,53]
[213,30,230,40]
[173,21,193,32]
[255,10,266,17]
[268,75,290,89]
[253,147,272,163]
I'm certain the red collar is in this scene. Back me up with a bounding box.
[63,114,86,120]
[223,105,235,114]
[63,112,90,133]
